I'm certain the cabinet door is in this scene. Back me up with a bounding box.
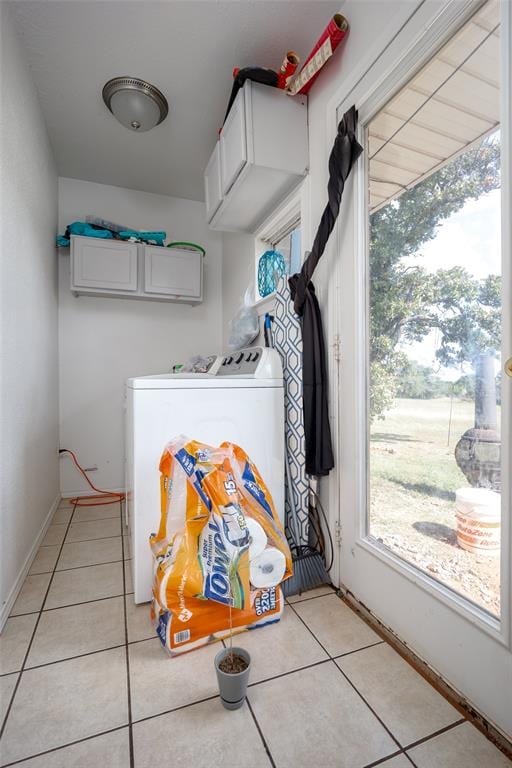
[71,237,138,292]
[143,247,202,299]
[204,143,223,222]
[219,87,247,195]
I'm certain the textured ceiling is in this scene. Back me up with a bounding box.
[9,0,341,201]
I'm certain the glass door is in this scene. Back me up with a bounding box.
[336,0,512,739]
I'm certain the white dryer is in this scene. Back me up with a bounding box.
[125,346,284,603]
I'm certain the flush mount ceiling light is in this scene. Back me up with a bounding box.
[102,76,168,132]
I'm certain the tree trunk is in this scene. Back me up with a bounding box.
[474,353,498,430]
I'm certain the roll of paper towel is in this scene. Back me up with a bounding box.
[247,518,267,559]
[250,547,286,588]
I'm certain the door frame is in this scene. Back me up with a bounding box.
[327,0,512,738]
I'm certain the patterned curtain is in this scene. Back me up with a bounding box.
[273,275,309,546]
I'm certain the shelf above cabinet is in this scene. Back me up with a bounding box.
[70,236,203,304]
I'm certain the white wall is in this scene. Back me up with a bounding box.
[0,4,59,622]
[221,232,255,347]
[306,0,428,295]
[58,178,223,495]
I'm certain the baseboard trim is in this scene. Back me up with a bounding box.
[0,493,61,632]
[339,587,512,760]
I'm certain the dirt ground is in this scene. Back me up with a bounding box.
[370,398,501,617]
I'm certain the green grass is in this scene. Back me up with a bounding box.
[369,397,501,615]
[371,397,474,517]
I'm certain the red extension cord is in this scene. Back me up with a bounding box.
[60,448,125,507]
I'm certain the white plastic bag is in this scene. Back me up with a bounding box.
[181,355,217,373]
[228,285,259,350]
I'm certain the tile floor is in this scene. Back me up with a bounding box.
[1,499,511,768]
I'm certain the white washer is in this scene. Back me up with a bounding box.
[125,346,284,603]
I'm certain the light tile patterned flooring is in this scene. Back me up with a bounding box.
[1,499,510,768]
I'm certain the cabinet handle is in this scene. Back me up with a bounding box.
[505,358,512,378]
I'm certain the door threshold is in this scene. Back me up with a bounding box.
[338,586,512,761]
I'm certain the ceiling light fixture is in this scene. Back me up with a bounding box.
[102,76,168,132]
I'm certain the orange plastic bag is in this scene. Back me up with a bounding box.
[150,587,285,655]
[150,436,292,655]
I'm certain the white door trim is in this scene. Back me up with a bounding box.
[499,0,512,656]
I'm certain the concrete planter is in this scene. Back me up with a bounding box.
[214,647,251,710]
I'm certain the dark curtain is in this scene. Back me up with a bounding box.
[289,105,363,477]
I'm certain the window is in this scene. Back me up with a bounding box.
[254,188,303,300]
[365,0,502,616]
[272,226,302,276]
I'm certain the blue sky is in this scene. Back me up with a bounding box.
[401,188,501,379]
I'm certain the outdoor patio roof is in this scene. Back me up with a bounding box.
[369,0,500,212]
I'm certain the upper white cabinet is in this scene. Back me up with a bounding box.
[205,81,308,233]
[144,246,202,299]
[72,237,138,293]
[219,93,247,195]
[204,143,223,222]
[70,236,202,303]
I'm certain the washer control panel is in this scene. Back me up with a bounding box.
[216,346,282,379]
